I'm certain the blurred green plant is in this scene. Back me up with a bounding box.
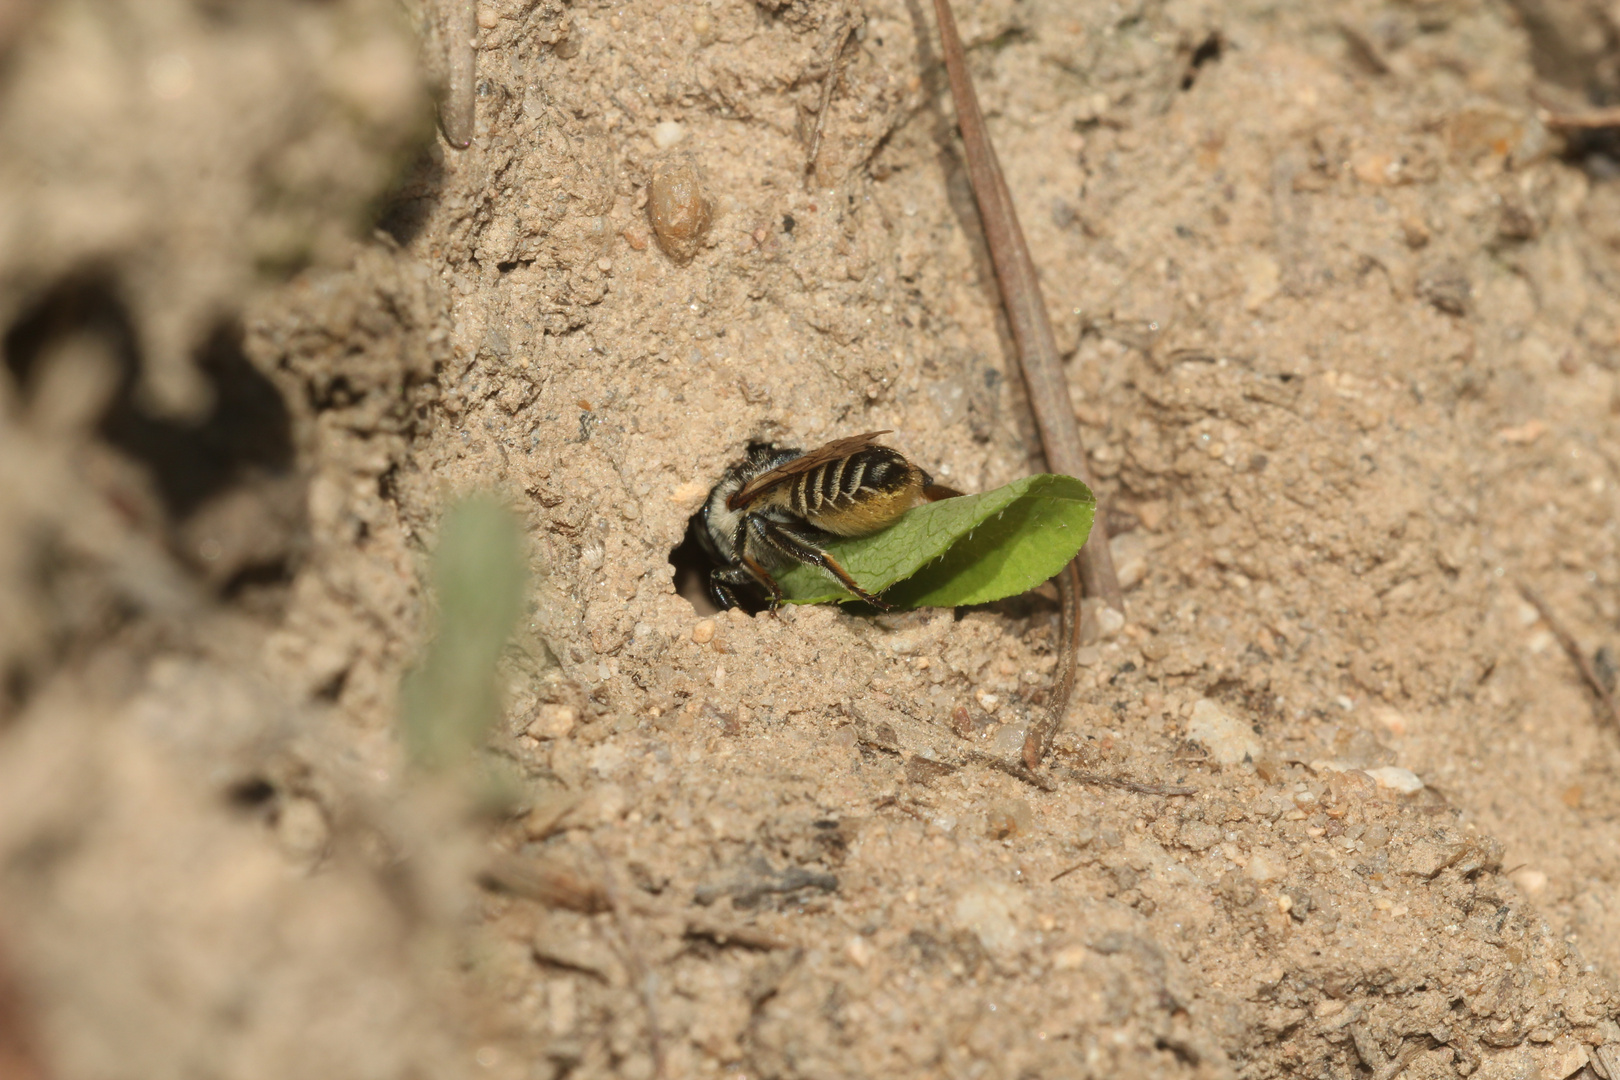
[400,496,526,772]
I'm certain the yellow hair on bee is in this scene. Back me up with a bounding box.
[804,472,925,536]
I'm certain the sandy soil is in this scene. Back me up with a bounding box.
[4,0,1620,1077]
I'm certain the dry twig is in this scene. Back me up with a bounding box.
[685,920,792,951]
[1370,1037,1427,1080]
[1517,582,1620,732]
[441,0,477,148]
[805,17,858,188]
[479,852,794,950]
[480,852,608,913]
[930,0,1123,773]
[1542,106,1620,130]
[1056,768,1197,797]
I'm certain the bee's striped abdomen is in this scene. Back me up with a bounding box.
[784,447,902,516]
[783,447,923,537]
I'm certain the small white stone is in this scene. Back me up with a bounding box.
[1186,698,1261,765]
[1512,868,1549,895]
[1365,766,1424,794]
[652,120,685,148]
[975,689,1000,714]
[1052,944,1089,970]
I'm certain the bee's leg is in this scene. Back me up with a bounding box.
[708,567,754,611]
[745,516,890,610]
[738,552,785,609]
[730,513,791,609]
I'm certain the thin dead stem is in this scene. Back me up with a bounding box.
[442,0,477,148]
[931,0,1123,772]
[1023,559,1080,772]
[1542,106,1620,130]
[1055,768,1196,797]
[1518,582,1620,732]
[1370,1037,1427,1080]
[805,18,857,189]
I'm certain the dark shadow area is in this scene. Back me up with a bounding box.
[670,515,723,617]
[375,148,446,246]
[1180,31,1225,90]
[4,276,296,520]
[1561,126,1620,181]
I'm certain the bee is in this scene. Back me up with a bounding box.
[697,431,960,611]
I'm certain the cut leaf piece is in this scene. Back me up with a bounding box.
[773,474,1094,609]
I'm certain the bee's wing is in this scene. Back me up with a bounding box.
[728,430,893,509]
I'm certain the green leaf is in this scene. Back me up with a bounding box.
[773,474,1094,609]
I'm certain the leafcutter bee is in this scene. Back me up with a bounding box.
[697,431,960,611]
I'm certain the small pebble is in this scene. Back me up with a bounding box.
[651,120,686,149]
[1109,531,1149,590]
[974,689,1000,714]
[984,798,1034,839]
[527,703,578,740]
[1543,1041,1589,1080]
[1497,419,1546,445]
[1052,945,1089,970]
[1240,252,1280,312]
[691,618,715,644]
[1245,850,1286,883]
[476,4,499,29]
[646,159,712,263]
[1511,868,1549,895]
[1400,215,1431,248]
[1365,765,1423,794]
[989,721,1027,758]
[1350,149,1400,185]
[596,258,613,273]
